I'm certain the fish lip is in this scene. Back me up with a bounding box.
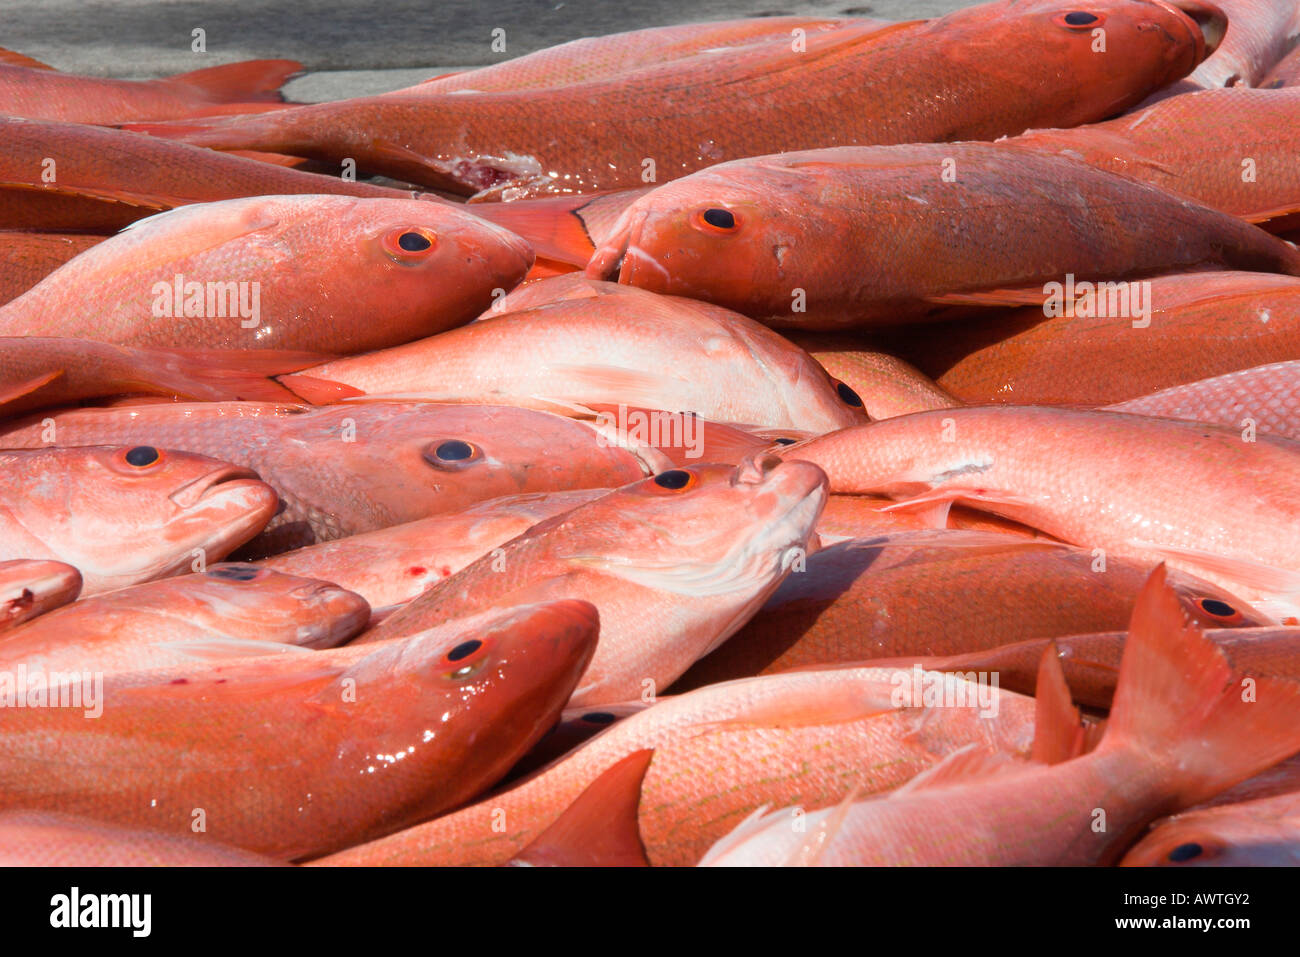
[586,235,629,283]
[169,465,263,509]
[1154,0,1227,59]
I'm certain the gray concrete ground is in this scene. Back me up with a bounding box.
[0,0,970,100]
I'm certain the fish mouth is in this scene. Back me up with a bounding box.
[586,235,630,283]
[1155,0,1227,59]
[169,465,266,510]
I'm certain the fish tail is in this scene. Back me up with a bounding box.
[165,58,304,104]
[1100,564,1300,809]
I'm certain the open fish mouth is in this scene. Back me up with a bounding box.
[1154,0,1227,59]
[169,465,265,509]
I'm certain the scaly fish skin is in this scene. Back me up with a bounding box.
[910,272,1300,405]
[0,401,657,557]
[0,195,533,353]
[143,1,1222,197]
[587,143,1299,328]
[675,530,1271,689]
[281,279,870,434]
[778,407,1300,617]
[0,445,277,594]
[1106,360,1300,440]
[359,456,828,707]
[0,564,370,673]
[0,599,599,860]
[314,664,1038,866]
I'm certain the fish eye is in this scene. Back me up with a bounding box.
[444,639,487,679]
[1055,10,1102,28]
[582,712,617,724]
[423,439,481,469]
[1194,597,1244,624]
[398,231,432,252]
[1167,842,1203,863]
[383,227,438,262]
[123,446,161,468]
[206,564,262,582]
[835,380,864,408]
[652,469,696,491]
[447,639,481,662]
[692,207,740,234]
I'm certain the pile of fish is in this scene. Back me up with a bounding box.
[3,0,1300,867]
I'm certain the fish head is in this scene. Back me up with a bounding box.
[561,455,829,599]
[1163,572,1277,629]
[304,404,657,524]
[348,600,600,795]
[9,446,279,585]
[1121,815,1300,866]
[188,563,372,647]
[339,197,534,330]
[586,162,835,319]
[971,1,1226,105]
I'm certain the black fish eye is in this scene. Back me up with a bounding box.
[582,712,617,724]
[1197,598,1237,618]
[125,446,160,467]
[1168,842,1203,862]
[836,382,864,407]
[1063,11,1098,25]
[207,564,260,582]
[433,440,474,461]
[772,437,798,446]
[398,231,432,252]
[702,208,736,229]
[447,639,482,662]
[654,469,692,490]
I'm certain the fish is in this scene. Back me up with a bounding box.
[0,559,81,634]
[0,232,101,304]
[0,445,277,595]
[0,564,370,674]
[0,599,599,859]
[1105,360,1300,439]
[903,272,1300,405]
[1263,42,1300,87]
[0,337,327,417]
[130,1,1224,198]
[586,143,1300,328]
[844,625,1300,709]
[0,116,447,233]
[0,401,660,556]
[1120,790,1300,866]
[0,195,533,353]
[392,17,888,94]
[777,407,1300,619]
[0,49,301,124]
[782,333,962,418]
[278,279,870,433]
[1141,0,1300,95]
[1009,86,1300,223]
[674,530,1270,691]
[258,489,604,612]
[698,566,1300,865]
[313,663,1038,866]
[357,456,828,707]
[0,811,285,866]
